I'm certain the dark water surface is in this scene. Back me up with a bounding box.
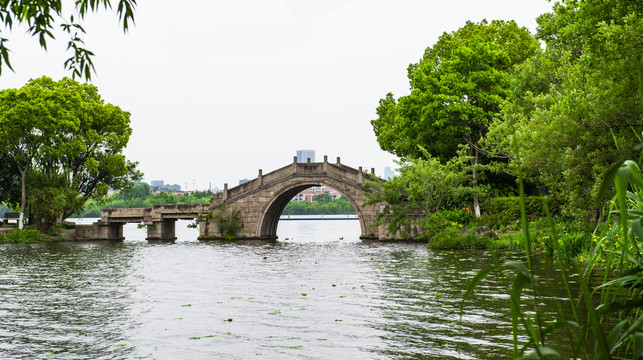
[0,220,572,359]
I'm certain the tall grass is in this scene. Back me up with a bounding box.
[462,160,643,359]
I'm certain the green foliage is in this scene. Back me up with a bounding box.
[365,146,480,236]
[0,76,140,231]
[372,20,539,217]
[463,159,643,359]
[0,0,136,80]
[478,196,559,229]
[207,207,243,239]
[372,20,538,162]
[427,226,487,250]
[6,229,51,243]
[530,218,593,261]
[485,0,643,218]
[440,207,476,226]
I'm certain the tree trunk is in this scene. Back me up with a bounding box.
[470,146,481,217]
[18,167,26,230]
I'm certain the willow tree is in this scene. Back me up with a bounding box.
[371,20,539,216]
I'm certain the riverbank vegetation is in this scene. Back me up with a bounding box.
[368,0,643,357]
[368,0,642,256]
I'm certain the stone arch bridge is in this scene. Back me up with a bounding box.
[80,157,416,241]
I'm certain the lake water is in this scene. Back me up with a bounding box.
[0,219,572,359]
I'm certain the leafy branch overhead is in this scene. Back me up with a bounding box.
[0,0,137,80]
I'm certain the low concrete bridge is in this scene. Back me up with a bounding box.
[78,157,419,241]
[76,204,207,240]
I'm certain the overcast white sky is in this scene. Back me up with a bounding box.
[1,0,553,191]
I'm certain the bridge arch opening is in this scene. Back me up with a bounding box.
[258,183,365,240]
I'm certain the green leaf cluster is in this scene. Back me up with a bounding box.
[364,146,480,238]
[371,20,540,218]
[372,20,538,162]
[485,0,643,219]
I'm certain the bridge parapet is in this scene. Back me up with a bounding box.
[211,156,373,205]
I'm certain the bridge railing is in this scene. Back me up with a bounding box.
[212,156,375,204]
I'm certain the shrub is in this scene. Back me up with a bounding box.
[428,227,487,250]
[479,196,559,228]
[440,207,475,226]
[7,229,51,243]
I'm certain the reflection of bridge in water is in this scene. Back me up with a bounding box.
[77,156,419,241]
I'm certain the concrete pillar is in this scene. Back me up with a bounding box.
[97,222,124,240]
[146,219,177,241]
[258,169,263,186]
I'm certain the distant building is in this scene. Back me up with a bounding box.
[291,185,342,203]
[150,181,182,193]
[296,150,315,163]
[239,179,249,185]
[384,166,395,180]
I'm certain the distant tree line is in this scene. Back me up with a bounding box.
[282,194,355,215]
[74,185,355,217]
[75,183,213,217]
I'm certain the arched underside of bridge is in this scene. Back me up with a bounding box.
[257,181,368,239]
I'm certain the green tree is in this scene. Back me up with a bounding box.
[371,20,539,216]
[485,0,643,218]
[0,76,140,229]
[314,193,332,204]
[364,146,479,238]
[0,0,136,80]
[0,79,74,228]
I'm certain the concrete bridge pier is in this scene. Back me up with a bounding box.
[97,221,124,240]
[146,219,177,241]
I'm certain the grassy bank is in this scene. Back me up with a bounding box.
[0,229,53,243]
